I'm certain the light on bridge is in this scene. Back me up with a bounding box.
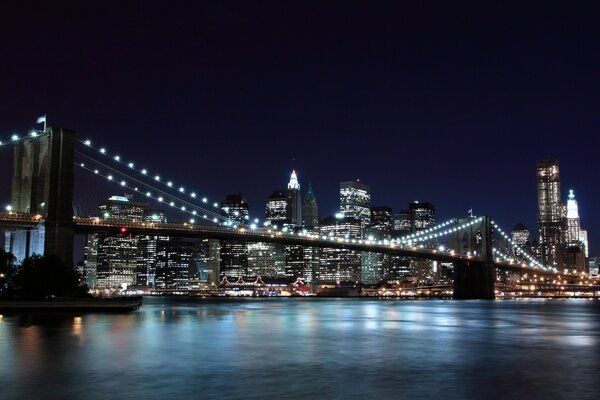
[120,227,128,233]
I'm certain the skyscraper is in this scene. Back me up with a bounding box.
[86,195,161,290]
[318,216,362,283]
[393,210,412,234]
[370,206,393,237]
[266,190,288,226]
[302,181,319,229]
[536,160,563,266]
[565,189,581,246]
[511,223,530,247]
[286,170,302,226]
[340,180,371,229]
[220,194,249,277]
[409,201,435,231]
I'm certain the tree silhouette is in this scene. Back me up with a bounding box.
[8,254,90,300]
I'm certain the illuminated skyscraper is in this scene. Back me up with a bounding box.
[566,189,581,246]
[409,201,435,231]
[220,194,249,277]
[370,206,393,237]
[302,181,319,229]
[87,195,163,290]
[266,190,287,226]
[286,170,302,226]
[340,180,371,230]
[393,210,412,234]
[317,216,362,283]
[536,160,563,266]
[511,223,530,247]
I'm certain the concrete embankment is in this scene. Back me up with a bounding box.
[0,296,143,312]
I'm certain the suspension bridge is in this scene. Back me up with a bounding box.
[0,127,590,299]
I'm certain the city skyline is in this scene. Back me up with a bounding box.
[1,2,598,255]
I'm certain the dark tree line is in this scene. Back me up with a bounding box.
[0,250,90,300]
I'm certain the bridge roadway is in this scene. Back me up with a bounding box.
[0,212,560,277]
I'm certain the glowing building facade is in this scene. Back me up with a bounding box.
[340,180,371,230]
[536,160,563,266]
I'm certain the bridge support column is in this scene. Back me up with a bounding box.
[8,127,75,266]
[453,215,496,299]
[453,261,495,299]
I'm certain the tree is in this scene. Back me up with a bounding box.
[0,249,16,296]
[10,254,90,300]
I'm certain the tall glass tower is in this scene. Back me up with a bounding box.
[302,181,319,229]
[340,180,371,229]
[536,160,563,266]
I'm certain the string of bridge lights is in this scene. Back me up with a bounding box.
[398,217,485,245]
[75,162,230,225]
[74,150,229,222]
[76,138,266,227]
[491,221,549,270]
[0,130,44,147]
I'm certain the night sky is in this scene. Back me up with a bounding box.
[1,2,599,254]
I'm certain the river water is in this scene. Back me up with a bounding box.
[1,298,599,400]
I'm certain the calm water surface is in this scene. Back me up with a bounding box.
[1,298,599,400]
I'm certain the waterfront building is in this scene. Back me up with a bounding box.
[536,160,564,266]
[86,195,165,290]
[154,238,197,290]
[362,206,393,284]
[188,239,221,288]
[317,216,362,283]
[286,170,302,226]
[247,241,285,277]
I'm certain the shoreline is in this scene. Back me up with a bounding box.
[0,296,143,312]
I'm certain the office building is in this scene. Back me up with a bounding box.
[317,216,362,283]
[302,181,319,229]
[340,180,371,229]
[536,160,563,266]
[409,201,435,231]
[266,190,288,226]
[220,194,249,277]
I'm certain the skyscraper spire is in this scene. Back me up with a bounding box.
[303,179,319,229]
[286,170,302,226]
[288,170,300,190]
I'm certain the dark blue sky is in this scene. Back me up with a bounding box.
[1,1,599,253]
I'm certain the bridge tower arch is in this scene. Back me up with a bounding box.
[452,216,495,299]
[6,127,75,265]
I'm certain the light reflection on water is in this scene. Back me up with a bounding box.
[1,298,599,400]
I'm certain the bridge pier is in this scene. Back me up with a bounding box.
[452,215,495,299]
[453,260,495,299]
[6,127,75,265]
